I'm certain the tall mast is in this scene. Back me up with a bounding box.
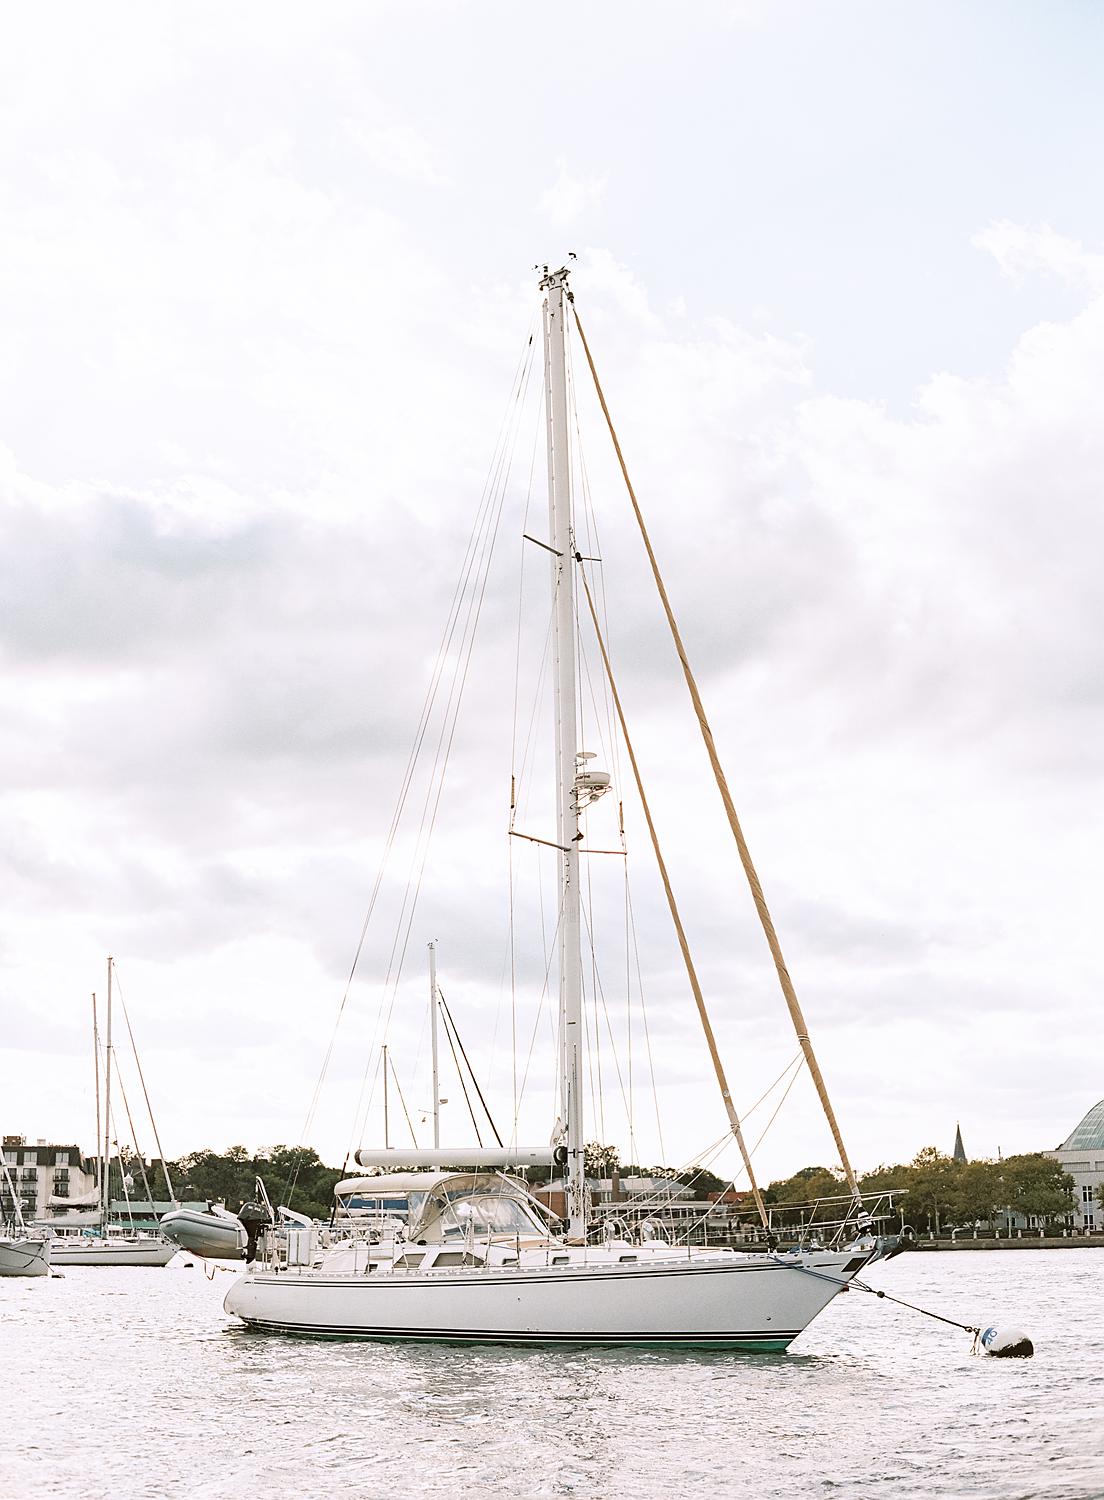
[382,1045,390,1150]
[92,992,102,1222]
[540,264,586,1239]
[428,941,441,1150]
[103,956,113,1231]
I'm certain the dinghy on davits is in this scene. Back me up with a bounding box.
[160,1205,247,1260]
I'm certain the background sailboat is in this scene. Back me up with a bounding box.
[49,958,177,1268]
[0,1156,51,1277]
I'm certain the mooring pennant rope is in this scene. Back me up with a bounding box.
[572,305,861,1203]
[771,1257,980,1336]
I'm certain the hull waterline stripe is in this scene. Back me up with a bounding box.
[236,1321,799,1348]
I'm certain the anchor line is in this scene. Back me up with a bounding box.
[770,1257,979,1335]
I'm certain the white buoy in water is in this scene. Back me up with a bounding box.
[976,1325,1034,1359]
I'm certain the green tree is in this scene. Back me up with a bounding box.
[950,1159,1003,1228]
[1002,1153,1075,1227]
[261,1145,343,1221]
[766,1165,844,1205]
[167,1144,343,1220]
[904,1147,958,1235]
[584,1142,621,1178]
[858,1163,909,1194]
[677,1165,728,1201]
[171,1147,256,1207]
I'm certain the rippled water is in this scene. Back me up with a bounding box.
[2,1248,1101,1499]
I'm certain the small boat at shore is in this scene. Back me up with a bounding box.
[48,1231,176,1268]
[0,1234,51,1278]
[1,1158,52,1277]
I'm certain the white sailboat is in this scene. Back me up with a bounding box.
[0,1158,51,1278]
[49,958,177,1268]
[225,264,897,1347]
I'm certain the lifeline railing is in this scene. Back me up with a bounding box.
[591,1188,909,1250]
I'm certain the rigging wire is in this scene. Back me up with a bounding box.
[387,1054,420,1148]
[110,1058,157,1214]
[337,323,539,1158]
[576,558,768,1229]
[578,897,633,1135]
[440,1005,483,1146]
[624,855,665,1163]
[280,316,537,1176]
[502,381,547,1130]
[438,989,504,1147]
[572,303,861,1202]
[366,330,539,1085]
[104,1098,135,1230]
[513,896,565,1139]
[110,966,176,1202]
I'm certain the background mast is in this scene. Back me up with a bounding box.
[102,957,113,1232]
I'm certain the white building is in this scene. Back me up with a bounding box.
[1048,1100,1104,1232]
[1,1134,99,1222]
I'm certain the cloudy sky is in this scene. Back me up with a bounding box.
[3,1,1102,1189]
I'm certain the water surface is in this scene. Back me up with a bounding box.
[2,1248,1100,1498]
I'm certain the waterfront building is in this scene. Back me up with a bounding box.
[1,1135,99,1223]
[1047,1099,1104,1232]
[1,1134,187,1229]
[535,1174,728,1236]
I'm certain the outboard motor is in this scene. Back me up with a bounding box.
[238,1201,270,1265]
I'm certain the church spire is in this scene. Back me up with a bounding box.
[953,1122,967,1164]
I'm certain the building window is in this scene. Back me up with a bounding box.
[2,1151,15,1166]
[23,1152,37,1168]
[55,1151,69,1167]
[1086,1215,1096,1231]
[1082,1186,1095,1204]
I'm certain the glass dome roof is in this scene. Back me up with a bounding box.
[1061,1099,1104,1152]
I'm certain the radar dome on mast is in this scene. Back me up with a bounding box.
[574,750,611,809]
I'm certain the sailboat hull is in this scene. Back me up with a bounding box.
[224,1248,860,1349]
[0,1237,52,1277]
[49,1238,177,1267]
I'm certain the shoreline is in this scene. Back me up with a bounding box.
[914,1234,1104,1251]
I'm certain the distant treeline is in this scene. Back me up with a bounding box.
[167,1146,343,1222]
[570,1142,1076,1232]
[162,1142,1075,1232]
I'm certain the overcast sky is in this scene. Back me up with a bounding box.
[3,1,1102,1188]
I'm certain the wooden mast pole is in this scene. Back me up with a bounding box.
[577,564,770,1229]
[572,308,861,1201]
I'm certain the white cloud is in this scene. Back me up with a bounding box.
[973,219,1104,289]
[6,224,1102,1178]
[347,122,442,184]
[537,159,607,230]
[1,0,1102,1185]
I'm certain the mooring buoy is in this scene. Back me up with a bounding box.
[975,1326,1034,1359]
